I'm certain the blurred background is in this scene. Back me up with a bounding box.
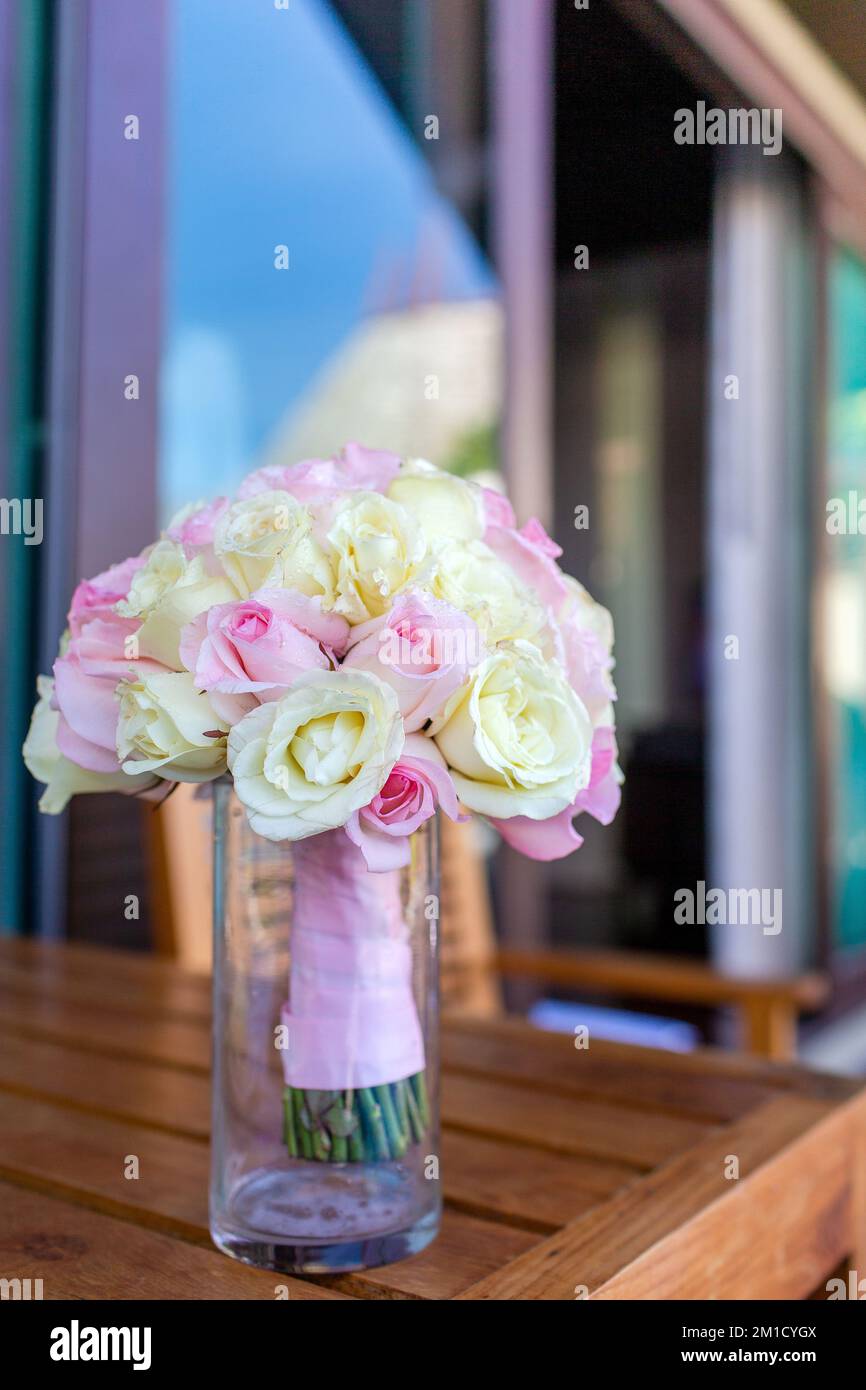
[1,0,865,1069]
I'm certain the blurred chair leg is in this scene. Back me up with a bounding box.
[742,998,797,1061]
[853,1117,866,1289]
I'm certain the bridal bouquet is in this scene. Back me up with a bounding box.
[24,443,620,1165]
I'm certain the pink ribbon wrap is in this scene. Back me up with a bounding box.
[280,830,425,1089]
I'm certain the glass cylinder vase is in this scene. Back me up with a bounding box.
[209,781,441,1274]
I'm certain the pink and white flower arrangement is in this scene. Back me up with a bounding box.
[22,444,621,1171]
[24,444,621,865]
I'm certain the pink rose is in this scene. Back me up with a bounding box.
[490,727,621,861]
[561,625,616,725]
[572,727,621,824]
[166,497,230,555]
[345,734,465,871]
[557,582,616,727]
[53,616,164,773]
[179,590,350,724]
[68,555,144,638]
[481,486,516,531]
[343,589,483,732]
[485,517,568,612]
[238,442,401,505]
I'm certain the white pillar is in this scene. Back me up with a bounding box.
[491,0,554,528]
[707,146,814,977]
[490,0,554,963]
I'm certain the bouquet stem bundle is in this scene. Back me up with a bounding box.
[278,831,429,1163]
[283,1072,429,1163]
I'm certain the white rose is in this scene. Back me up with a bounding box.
[165,498,207,534]
[116,672,229,781]
[23,676,156,813]
[387,459,483,543]
[428,539,554,651]
[215,490,335,599]
[325,491,426,623]
[117,540,187,619]
[560,575,614,651]
[433,641,592,819]
[228,669,404,841]
[132,552,239,668]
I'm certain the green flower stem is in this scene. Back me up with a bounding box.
[310,1120,331,1162]
[284,1075,427,1161]
[404,1080,426,1144]
[410,1072,430,1130]
[292,1088,314,1160]
[358,1087,391,1161]
[392,1079,410,1146]
[347,1093,365,1161]
[375,1084,406,1158]
[283,1088,298,1156]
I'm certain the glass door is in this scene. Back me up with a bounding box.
[823,250,866,955]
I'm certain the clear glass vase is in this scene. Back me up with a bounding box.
[209,781,441,1274]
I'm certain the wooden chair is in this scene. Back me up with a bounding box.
[148,784,213,973]
[148,786,505,989]
[437,815,827,1059]
[149,786,827,1060]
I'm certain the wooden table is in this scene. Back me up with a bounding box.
[0,938,864,1301]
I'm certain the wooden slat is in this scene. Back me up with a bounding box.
[325,1209,535,1301]
[457,1096,858,1300]
[442,1020,775,1123]
[440,1131,633,1231]
[442,1071,711,1167]
[0,934,210,989]
[0,987,210,1071]
[0,1093,212,1239]
[0,1181,349,1300]
[0,1032,211,1138]
[496,944,828,1007]
[0,938,211,1018]
[0,958,211,1026]
[443,1012,863,1104]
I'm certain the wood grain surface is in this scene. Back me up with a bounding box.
[0,939,863,1300]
